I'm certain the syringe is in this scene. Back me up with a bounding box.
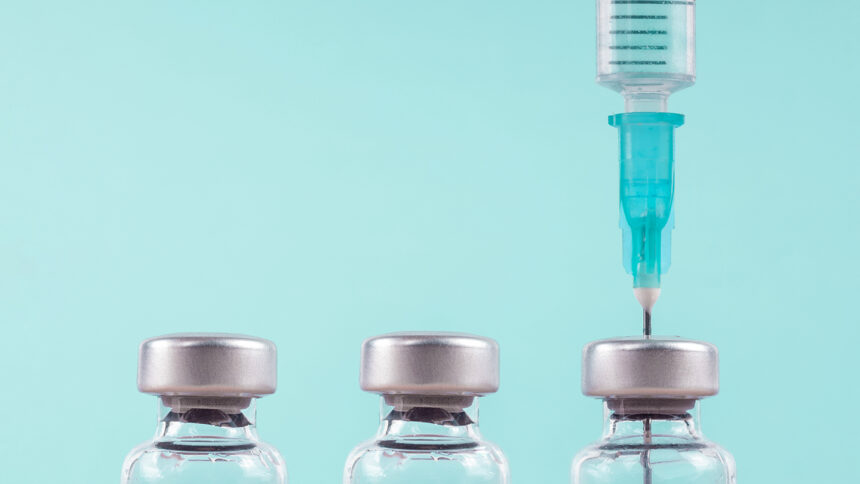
[596,0,696,318]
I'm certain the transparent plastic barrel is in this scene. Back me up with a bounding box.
[596,0,695,112]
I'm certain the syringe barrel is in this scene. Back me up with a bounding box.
[597,0,695,112]
[611,112,683,287]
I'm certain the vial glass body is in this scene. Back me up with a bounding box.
[344,396,509,484]
[572,401,735,484]
[122,398,287,484]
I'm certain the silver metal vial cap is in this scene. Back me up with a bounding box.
[582,336,719,400]
[138,333,277,397]
[361,332,500,395]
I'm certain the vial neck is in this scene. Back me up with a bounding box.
[154,396,260,447]
[602,400,702,440]
[377,395,483,442]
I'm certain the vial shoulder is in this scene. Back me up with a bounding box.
[121,439,287,484]
[572,436,735,484]
[344,437,509,484]
[121,440,150,480]
[704,440,737,481]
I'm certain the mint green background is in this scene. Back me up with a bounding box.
[1,1,858,483]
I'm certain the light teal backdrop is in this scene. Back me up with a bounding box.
[0,1,858,482]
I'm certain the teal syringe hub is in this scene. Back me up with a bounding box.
[609,112,684,289]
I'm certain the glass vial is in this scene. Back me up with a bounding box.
[571,337,736,484]
[122,333,287,484]
[344,332,510,484]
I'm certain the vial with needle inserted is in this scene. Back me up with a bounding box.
[570,337,736,484]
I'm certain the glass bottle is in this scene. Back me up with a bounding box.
[344,332,510,484]
[571,337,736,484]
[122,333,287,484]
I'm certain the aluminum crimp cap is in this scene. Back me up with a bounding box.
[582,336,719,399]
[138,333,277,397]
[361,332,500,395]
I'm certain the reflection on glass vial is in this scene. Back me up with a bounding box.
[121,333,287,484]
[344,332,510,484]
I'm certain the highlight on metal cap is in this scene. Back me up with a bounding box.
[138,333,277,397]
[360,332,500,396]
[582,336,719,400]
